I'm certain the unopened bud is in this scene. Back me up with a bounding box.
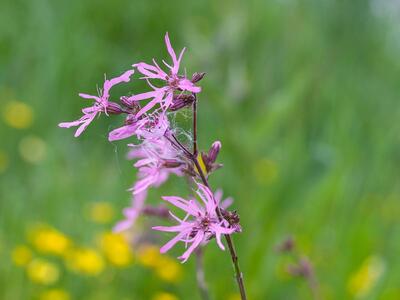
[121,96,141,114]
[191,72,206,83]
[208,141,221,163]
[169,94,195,111]
[120,96,132,107]
[106,102,124,115]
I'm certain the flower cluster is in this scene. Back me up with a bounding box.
[59,33,241,263]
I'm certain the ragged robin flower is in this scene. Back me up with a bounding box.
[59,70,134,137]
[153,183,236,262]
[125,33,201,117]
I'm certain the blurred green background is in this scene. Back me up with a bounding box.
[1,0,400,299]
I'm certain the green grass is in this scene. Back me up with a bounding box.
[1,0,400,299]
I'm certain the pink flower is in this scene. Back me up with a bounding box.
[128,137,184,195]
[152,183,235,263]
[108,109,169,142]
[59,70,134,137]
[126,33,201,117]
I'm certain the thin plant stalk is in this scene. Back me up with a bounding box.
[187,95,248,300]
[195,248,211,300]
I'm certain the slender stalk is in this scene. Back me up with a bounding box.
[190,96,248,300]
[166,95,248,300]
[192,157,247,300]
[195,248,211,300]
[192,93,198,156]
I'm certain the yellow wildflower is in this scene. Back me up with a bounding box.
[0,150,9,174]
[19,135,47,164]
[2,100,34,129]
[65,248,104,276]
[348,255,386,298]
[155,256,182,283]
[29,225,71,256]
[137,244,162,268]
[87,202,115,224]
[39,289,70,300]
[98,232,133,267]
[152,292,179,300]
[11,245,33,267]
[27,258,60,285]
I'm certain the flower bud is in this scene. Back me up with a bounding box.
[106,102,124,115]
[120,96,132,107]
[208,141,221,163]
[169,94,195,111]
[191,72,206,83]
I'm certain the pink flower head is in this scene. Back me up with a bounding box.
[59,70,134,137]
[127,33,201,117]
[152,183,235,263]
[128,136,184,196]
[108,110,169,142]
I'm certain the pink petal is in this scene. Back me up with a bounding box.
[162,196,199,216]
[152,224,191,233]
[126,90,162,102]
[113,219,134,233]
[108,123,139,141]
[178,79,201,93]
[178,231,204,263]
[79,93,99,101]
[165,33,177,67]
[103,69,135,99]
[159,229,191,254]
[134,62,167,79]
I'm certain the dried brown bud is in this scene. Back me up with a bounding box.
[191,72,206,83]
[142,205,170,219]
[275,236,295,253]
[162,159,183,168]
[221,209,241,232]
[286,258,313,278]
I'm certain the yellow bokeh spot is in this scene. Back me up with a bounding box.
[39,288,70,300]
[152,292,179,300]
[29,225,71,256]
[3,100,34,129]
[27,258,60,285]
[87,202,115,224]
[11,245,33,267]
[0,150,9,174]
[65,248,104,276]
[155,256,182,283]
[253,158,278,185]
[348,255,386,298]
[98,232,133,267]
[19,135,47,164]
[137,244,163,268]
